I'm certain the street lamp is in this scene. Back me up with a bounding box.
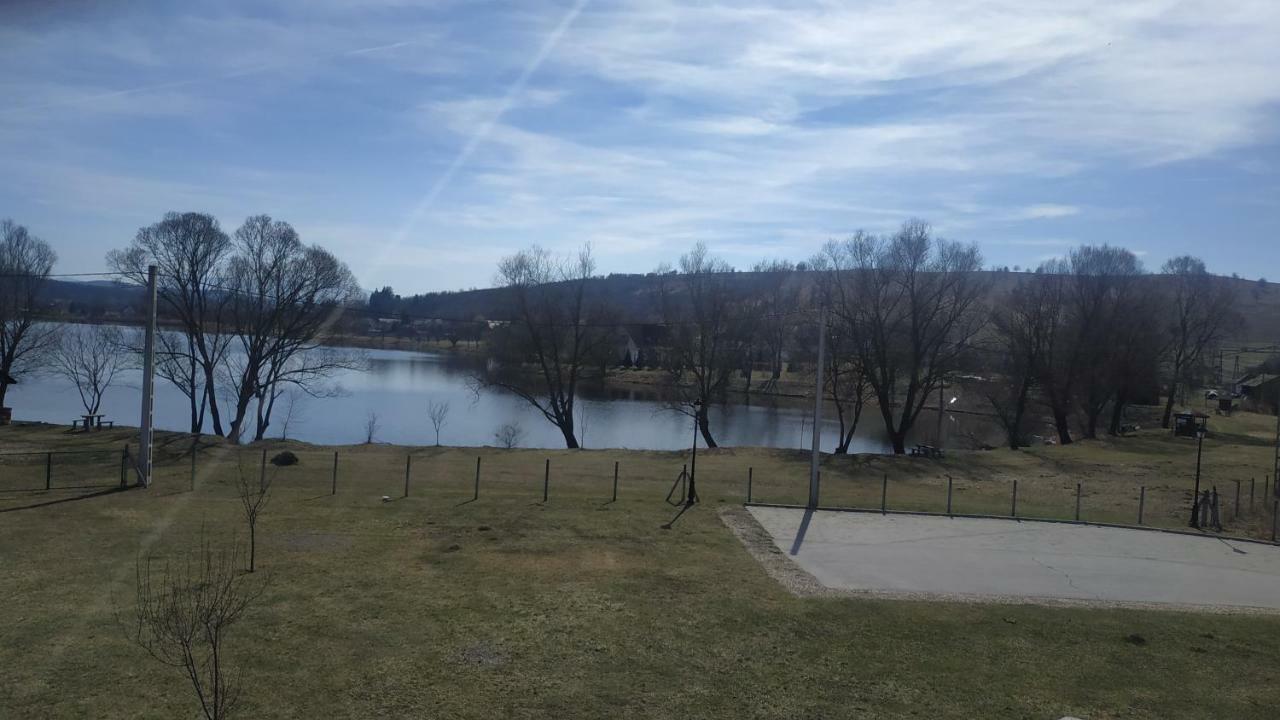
[1189,426,1207,528]
[687,399,702,506]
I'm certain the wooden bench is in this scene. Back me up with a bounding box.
[910,444,945,459]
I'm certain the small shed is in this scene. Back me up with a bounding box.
[1173,411,1209,438]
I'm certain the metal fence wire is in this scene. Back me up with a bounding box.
[0,448,127,492]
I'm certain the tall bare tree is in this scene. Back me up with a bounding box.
[108,212,234,434]
[833,221,987,455]
[985,274,1061,448]
[749,259,799,391]
[657,243,751,448]
[1158,256,1241,428]
[51,324,129,417]
[1063,245,1146,439]
[0,219,58,411]
[478,244,611,449]
[810,243,871,453]
[220,215,361,444]
[131,537,265,720]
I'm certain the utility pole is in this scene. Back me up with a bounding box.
[809,310,826,508]
[137,264,158,488]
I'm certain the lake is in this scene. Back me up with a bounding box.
[6,346,986,453]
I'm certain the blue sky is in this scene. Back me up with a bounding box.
[2,0,1278,293]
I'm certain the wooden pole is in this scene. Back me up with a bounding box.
[612,461,619,502]
[543,458,550,502]
[1138,486,1146,525]
[946,476,953,516]
[45,452,51,490]
[404,454,411,497]
[882,474,888,514]
[1075,482,1082,521]
[331,451,338,495]
[474,456,481,501]
[1010,480,1018,518]
[137,264,158,488]
[747,466,753,503]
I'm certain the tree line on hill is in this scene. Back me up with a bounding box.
[475,220,1247,455]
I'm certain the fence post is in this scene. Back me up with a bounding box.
[681,464,687,500]
[331,451,338,495]
[259,448,266,490]
[1266,475,1271,503]
[1234,479,1241,520]
[613,461,619,502]
[45,452,52,490]
[1273,500,1278,543]
[816,471,821,506]
[1251,477,1256,510]
[474,456,481,501]
[190,437,197,492]
[882,474,888,514]
[543,458,550,502]
[119,447,128,488]
[404,454,411,498]
[1075,483,1082,521]
[1138,486,1146,525]
[946,476,953,516]
[1010,480,1018,518]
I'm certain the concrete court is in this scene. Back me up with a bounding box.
[747,506,1280,610]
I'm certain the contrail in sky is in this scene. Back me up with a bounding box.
[356,0,593,285]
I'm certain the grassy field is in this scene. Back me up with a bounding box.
[3,419,1280,718]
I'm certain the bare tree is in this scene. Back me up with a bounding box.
[477,244,612,448]
[749,259,799,391]
[131,536,265,720]
[494,421,523,449]
[277,390,302,441]
[985,275,1060,448]
[51,324,129,417]
[108,212,233,434]
[657,243,751,448]
[1062,245,1146,439]
[832,221,987,454]
[219,215,362,444]
[364,411,379,444]
[0,219,58,411]
[1158,256,1241,428]
[427,399,449,446]
[235,460,273,573]
[811,243,872,454]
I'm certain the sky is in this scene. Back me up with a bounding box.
[2,0,1279,294]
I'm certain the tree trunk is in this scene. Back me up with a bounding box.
[1161,380,1178,429]
[1108,389,1128,436]
[1053,407,1073,445]
[558,421,580,449]
[889,431,907,455]
[203,365,224,437]
[0,381,8,409]
[1006,374,1034,450]
[697,405,717,448]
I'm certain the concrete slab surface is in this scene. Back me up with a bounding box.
[746,507,1280,611]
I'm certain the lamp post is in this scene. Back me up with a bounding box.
[1190,426,1206,528]
[687,399,702,506]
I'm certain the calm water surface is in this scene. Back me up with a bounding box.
[8,347,988,452]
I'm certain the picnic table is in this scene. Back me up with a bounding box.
[910,444,945,459]
[73,414,112,431]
